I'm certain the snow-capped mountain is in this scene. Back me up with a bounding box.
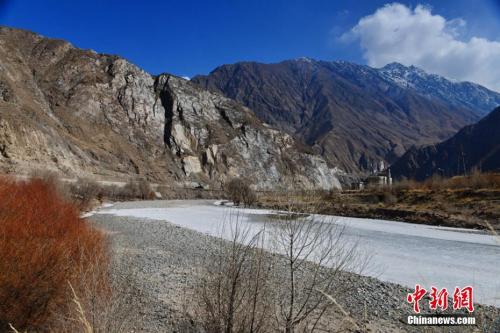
[379,62,500,117]
[193,59,481,173]
[193,58,500,173]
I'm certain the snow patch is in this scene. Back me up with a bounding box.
[80,212,94,218]
[213,200,234,206]
[80,202,114,218]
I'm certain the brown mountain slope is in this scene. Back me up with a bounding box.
[391,107,500,180]
[192,59,479,174]
[0,27,341,189]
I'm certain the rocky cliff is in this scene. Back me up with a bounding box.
[0,27,341,189]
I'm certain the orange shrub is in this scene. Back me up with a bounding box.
[0,178,109,332]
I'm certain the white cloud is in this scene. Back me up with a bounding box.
[343,3,500,91]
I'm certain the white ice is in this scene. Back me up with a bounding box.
[96,200,500,307]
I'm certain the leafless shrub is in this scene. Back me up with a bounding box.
[458,169,500,189]
[70,177,102,210]
[98,185,121,200]
[0,177,108,332]
[121,178,154,200]
[391,177,419,191]
[196,213,272,333]
[29,169,71,200]
[267,195,367,332]
[422,174,446,190]
[225,178,256,207]
[196,192,368,333]
[324,188,341,199]
[28,168,59,183]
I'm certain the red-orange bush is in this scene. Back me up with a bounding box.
[0,178,109,331]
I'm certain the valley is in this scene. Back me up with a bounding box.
[89,200,500,332]
[0,21,499,333]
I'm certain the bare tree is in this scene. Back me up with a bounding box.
[267,196,365,333]
[197,212,271,333]
[196,193,368,333]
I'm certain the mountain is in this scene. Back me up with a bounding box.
[391,107,500,181]
[379,63,500,117]
[0,27,341,190]
[192,59,491,173]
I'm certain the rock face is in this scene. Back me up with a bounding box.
[192,59,483,174]
[391,107,500,181]
[0,27,341,189]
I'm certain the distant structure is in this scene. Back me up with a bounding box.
[359,160,393,189]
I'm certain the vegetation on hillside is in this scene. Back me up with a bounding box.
[258,172,500,231]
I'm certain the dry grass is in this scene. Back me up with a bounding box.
[68,284,93,333]
[394,171,500,191]
[257,173,500,231]
[0,177,109,332]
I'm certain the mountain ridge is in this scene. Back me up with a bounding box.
[0,26,341,189]
[391,106,500,180]
[379,62,500,116]
[193,59,488,173]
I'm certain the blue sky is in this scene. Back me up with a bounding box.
[1,0,499,89]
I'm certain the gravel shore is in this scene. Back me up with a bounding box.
[90,200,500,333]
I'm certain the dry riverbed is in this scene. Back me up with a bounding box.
[89,200,500,332]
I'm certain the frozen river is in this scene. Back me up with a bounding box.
[94,200,500,307]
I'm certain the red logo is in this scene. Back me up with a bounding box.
[407,284,427,313]
[429,286,448,310]
[407,285,474,313]
[453,286,474,313]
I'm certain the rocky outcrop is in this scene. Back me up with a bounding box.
[391,107,500,180]
[0,27,341,189]
[155,74,342,189]
[192,59,481,174]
